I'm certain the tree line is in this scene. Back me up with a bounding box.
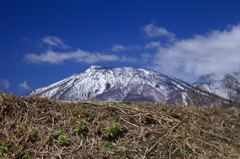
[186,70,240,108]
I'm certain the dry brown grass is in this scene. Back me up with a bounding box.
[0,92,240,159]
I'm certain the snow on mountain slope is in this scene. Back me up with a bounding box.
[26,65,193,103]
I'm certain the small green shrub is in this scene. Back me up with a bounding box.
[0,140,10,157]
[167,120,173,125]
[185,146,193,153]
[51,127,67,145]
[142,147,147,152]
[32,127,38,132]
[52,127,64,136]
[100,141,114,150]
[74,118,86,133]
[85,108,92,116]
[69,107,77,116]
[160,131,166,135]
[106,122,123,137]
[22,150,30,159]
[58,135,70,146]
[16,125,23,131]
[181,130,189,138]
[123,151,134,157]
[48,138,54,144]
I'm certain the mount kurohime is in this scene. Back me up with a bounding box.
[26,65,195,103]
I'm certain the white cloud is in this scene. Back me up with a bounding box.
[25,49,135,64]
[19,80,30,90]
[142,22,176,41]
[22,37,31,41]
[145,41,160,48]
[0,79,10,89]
[148,24,240,83]
[141,53,153,63]
[112,44,127,52]
[112,44,143,52]
[42,36,70,49]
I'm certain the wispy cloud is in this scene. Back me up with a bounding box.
[0,79,10,89]
[22,37,31,42]
[142,22,176,41]
[141,53,153,63]
[25,49,135,64]
[19,80,31,90]
[112,44,127,52]
[148,24,240,83]
[112,44,143,52]
[42,36,70,49]
[145,41,160,48]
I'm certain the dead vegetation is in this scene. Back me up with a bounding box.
[0,92,240,159]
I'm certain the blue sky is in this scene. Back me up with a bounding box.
[1,0,240,95]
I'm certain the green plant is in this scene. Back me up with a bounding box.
[106,122,123,137]
[32,127,38,132]
[16,125,23,131]
[224,128,231,135]
[22,150,30,159]
[141,147,148,152]
[100,141,113,150]
[75,137,83,143]
[185,146,193,153]
[58,135,70,145]
[74,118,86,133]
[172,149,181,157]
[181,130,189,138]
[85,108,92,116]
[123,151,134,157]
[52,127,64,136]
[78,102,84,107]
[69,107,77,116]
[48,138,54,144]
[0,140,10,157]
[169,134,175,139]
[160,131,166,135]
[164,146,170,151]
[167,120,173,125]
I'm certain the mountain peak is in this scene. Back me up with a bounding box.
[89,65,104,69]
[26,66,192,103]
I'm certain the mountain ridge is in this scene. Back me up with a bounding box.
[26,65,193,103]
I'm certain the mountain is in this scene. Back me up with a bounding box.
[26,65,195,103]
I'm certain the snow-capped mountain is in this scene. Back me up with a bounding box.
[26,65,194,103]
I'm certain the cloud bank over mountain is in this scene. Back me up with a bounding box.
[25,37,135,65]
[144,23,240,82]
[24,22,240,83]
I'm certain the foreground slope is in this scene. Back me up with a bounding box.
[1,92,240,158]
[26,65,192,103]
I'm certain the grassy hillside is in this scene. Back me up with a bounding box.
[0,92,240,158]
